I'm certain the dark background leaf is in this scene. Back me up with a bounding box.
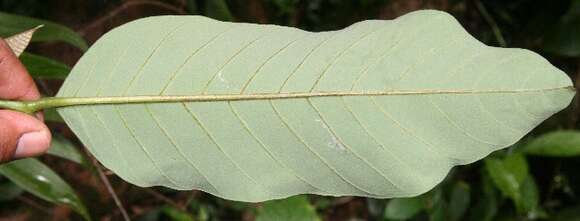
[523,130,580,157]
[20,52,71,79]
[0,11,88,51]
[0,159,90,220]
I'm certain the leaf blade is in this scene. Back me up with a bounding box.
[47,135,85,164]
[384,197,423,220]
[0,11,88,51]
[522,130,580,157]
[0,159,90,220]
[56,10,575,202]
[20,52,71,79]
[256,195,320,221]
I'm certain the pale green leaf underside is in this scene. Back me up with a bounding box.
[56,10,574,202]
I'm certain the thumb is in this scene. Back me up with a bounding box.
[0,110,51,163]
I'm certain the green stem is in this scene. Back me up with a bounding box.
[0,100,32,113]
[0,86,574,114]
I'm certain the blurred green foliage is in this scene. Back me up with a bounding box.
[20,52,71,79]
[0,12,88,50]
[543,0,580,57]
[256,196,320,221]
[0,158,90,220]
[0,0,579,220]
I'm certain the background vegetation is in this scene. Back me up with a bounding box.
[0,0,579,220]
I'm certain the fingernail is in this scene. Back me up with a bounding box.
[15,130,50,158]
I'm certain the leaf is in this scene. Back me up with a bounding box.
[55,10,574,202]
[384,197,423,220]
[522,130,580,157]
[0,180,23,201]
[428,189,448,221]
[189,200,216,221]
[448,182,470,221]
[255,196,320,221]
[519,176,545,219]
[20,52,71,79]
[542,0,580,57]
[484,153,531,213]
[44,108,65,122]
[367,198,387,218]
[468,174,498,221]
[0,11,88,51]
[0,158,90,220]
[205,0,234,21]
[47,135,85,164]
[160,206,195,221]
[5,25,42,57]
[185,0,198,14]
[136,208,163,221]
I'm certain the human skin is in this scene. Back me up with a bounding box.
[0,38,51,163]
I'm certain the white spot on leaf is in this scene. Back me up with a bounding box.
[327,135,346,151]
[36,175,48,182]
[217,71,230,89]
[316,118,346,151]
